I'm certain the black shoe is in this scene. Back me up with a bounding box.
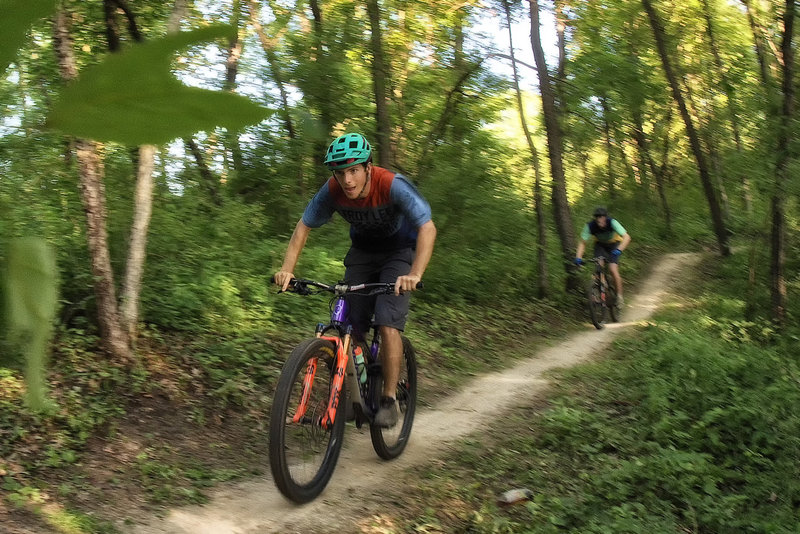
[374,396,398,428]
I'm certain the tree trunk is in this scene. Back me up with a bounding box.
[53,9,133,362]
[682,73,731,223]
[600,95,615,199]
[579,151,589,195]
[307,0,334,183]
[185,138,223,205]
[554,0,567,120]
[529,0,578,290]
[770,0,794,325]
[632,108,672,233]
[247,0,304,196]
[223,2,245,179]
[702,0,752,214]
[114,0,174,343]
[741,0,774,91]
[417,58,486,180]
[120,145,155,340]
[366,0,391,167]
[504,0,549,298]
[642,0,730,256]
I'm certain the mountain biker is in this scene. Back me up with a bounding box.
[573,206,631,306]
[273,133,436,428]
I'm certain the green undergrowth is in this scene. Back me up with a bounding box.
[0,287,584,532]
[396,252,800,533]
[0,239,662,532]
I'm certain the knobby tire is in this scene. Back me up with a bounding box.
[370,336,417,459]
[607,284,621,322]
[587,281,606,330]
[268,338,346,503]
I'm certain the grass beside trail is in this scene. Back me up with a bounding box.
[388,254,800,533]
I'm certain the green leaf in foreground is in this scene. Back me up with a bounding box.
[4,238,58,410]
[0,0,58,74]
[46,25,272,145]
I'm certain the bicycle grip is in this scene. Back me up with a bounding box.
[416,281,425,290]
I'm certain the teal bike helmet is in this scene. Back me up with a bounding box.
[323,133,372,169]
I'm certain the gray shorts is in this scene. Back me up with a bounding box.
[593,242,621,264]
[344,247,413,340]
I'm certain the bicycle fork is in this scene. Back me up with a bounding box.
[292,333,365,430]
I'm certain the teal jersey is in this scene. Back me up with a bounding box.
[581,218,627,244]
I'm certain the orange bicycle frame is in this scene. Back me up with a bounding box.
[291,334,351,429]
[318,334,351,429]
[291,356,319,423]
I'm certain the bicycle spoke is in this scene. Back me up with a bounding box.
[269,339,345,503]
[370,337,417,459]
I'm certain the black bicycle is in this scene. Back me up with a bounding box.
[268,278,419,503]
[584,258,620,329]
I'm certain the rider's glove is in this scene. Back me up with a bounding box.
[611,248,622,258]
[574,257,584,266]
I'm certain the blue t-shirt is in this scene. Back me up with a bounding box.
[302,166,432,252]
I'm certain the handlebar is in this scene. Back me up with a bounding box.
[270,276,424,296]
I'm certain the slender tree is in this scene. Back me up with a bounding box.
[222,0,245,179]
[529,0,578,289]
[503,0,549,298]
[741,0,775,92]
[366,0,391,167]
[770,0,795,324]
[642,0,730,256]
[111,0,161,343]
[53,8,132,362]
[600,95,616,199]
[631,107,672,232]
[701,0,752,214]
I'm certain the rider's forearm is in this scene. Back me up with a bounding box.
[576,241,585,259]
[619,233,631,251]
[280,220,312,273]
[409,220,436,278]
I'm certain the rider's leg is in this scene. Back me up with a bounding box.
[374,325,402,427]
[608,263,623,297]
[379,325,402,399]
[372,248,413,427]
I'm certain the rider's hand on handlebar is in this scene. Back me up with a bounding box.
[273,270,294,292]
[395,274,422,295]
[574,257,584,266]
[611,249,622,258]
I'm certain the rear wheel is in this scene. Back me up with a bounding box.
[587,281,606,330]
[370,336,417,459]
[607,284,620,322]
[268,338,345,503]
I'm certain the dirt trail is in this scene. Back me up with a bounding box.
[125,252,700,534]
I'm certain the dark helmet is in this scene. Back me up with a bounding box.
[593,206,608,217]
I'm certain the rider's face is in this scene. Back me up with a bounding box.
[595,215,608,227]
[333,163,371,200]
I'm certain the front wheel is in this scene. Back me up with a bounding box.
[370,336,417,459]
[587,281,606,330]
[268,338,346,503]
[607,284,621,322]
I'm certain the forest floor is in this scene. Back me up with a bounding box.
[100,251,698,534]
